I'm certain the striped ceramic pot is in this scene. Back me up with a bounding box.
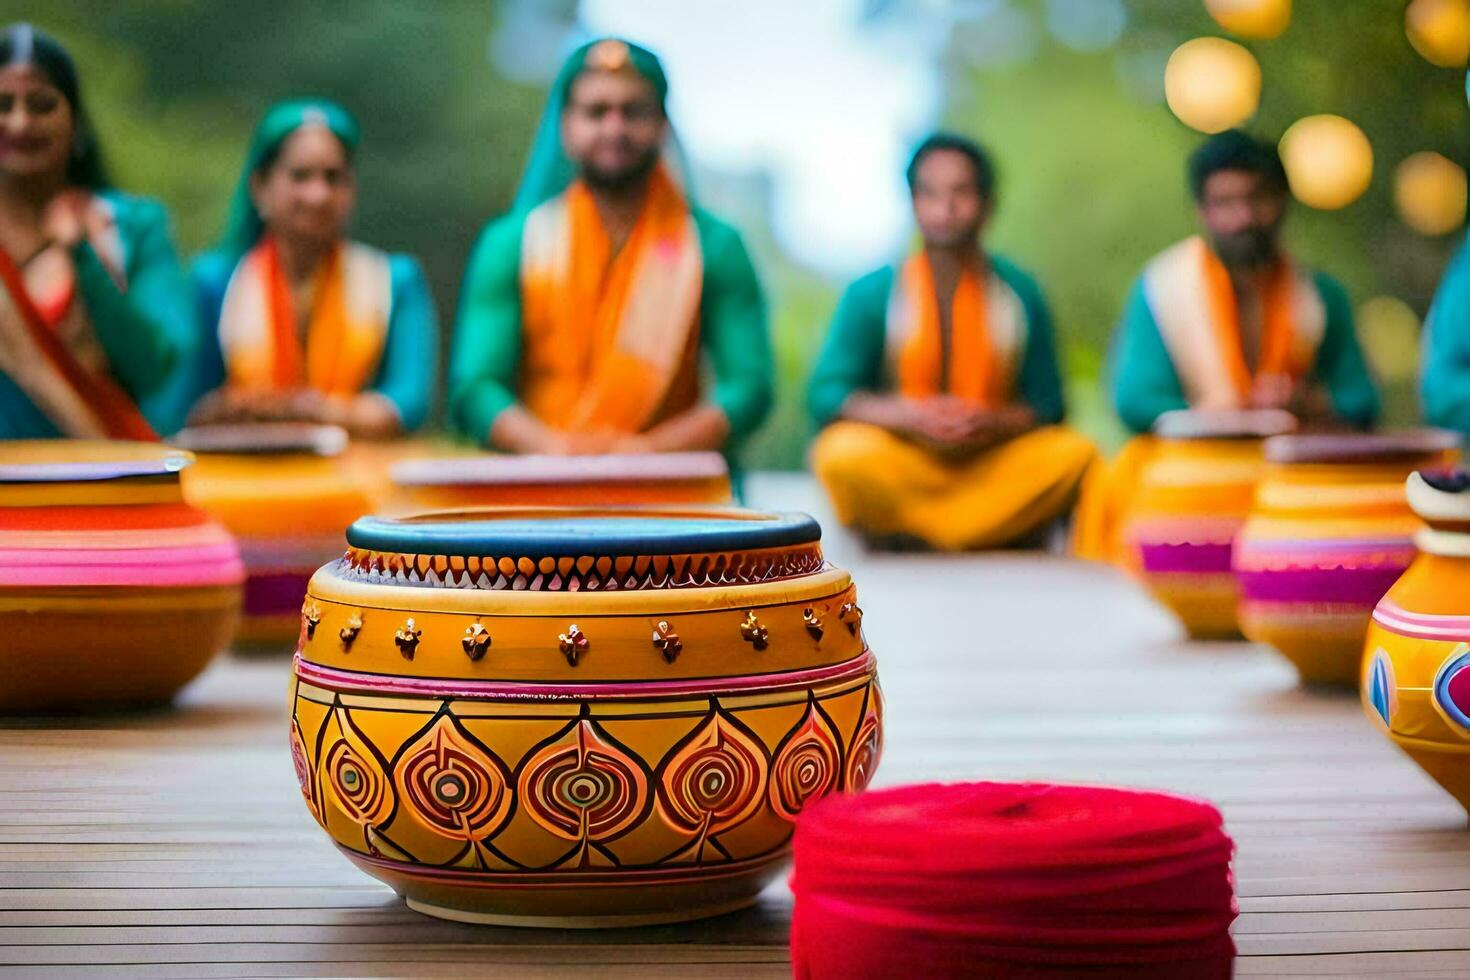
[0,440,243,711]
[176,424,374,649]
[1236,431,1457,685]
[289,506,882,926]
[1125,409,1296,639]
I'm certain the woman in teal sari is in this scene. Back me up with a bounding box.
[0,24,194,439]
[167,99,437,437]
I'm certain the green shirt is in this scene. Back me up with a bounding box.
[1110,268,1380,434]
[449,206,774,454]
[0,191,194,438]
[806,254,1066,428]
[1422,234,1470,436]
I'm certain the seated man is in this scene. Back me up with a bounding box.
[807,133,1097,551]
[449,38,772,460]
[1073,129,1380,562]
[1421,232,1470,435]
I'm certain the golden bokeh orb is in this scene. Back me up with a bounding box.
[1164,37,1262,134]
[1357,296,1421,385]
[1395,151,1468,236]
[1278,115,1374,210]
[1204,0,1291,40]
[1406,0,1469,69]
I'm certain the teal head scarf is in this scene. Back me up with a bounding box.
[216,98,361,262]
[512,37,688,213]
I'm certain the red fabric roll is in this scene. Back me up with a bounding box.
[790,782,1237,979]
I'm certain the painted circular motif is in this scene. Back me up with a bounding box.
[323,736,392,826]
[769,700,842,820]
[518,719,648,842]
[1433,648,1470,732]
[395,714,512,841]
[845,686,884,793]
[656,710,768,836]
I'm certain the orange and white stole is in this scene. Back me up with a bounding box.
[885,251,1028,407]
[1141,235,1325,409]
[0,195,156,439]
[218,236,393,397]
[517,165,704,433]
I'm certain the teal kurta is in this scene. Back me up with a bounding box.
[1422,234,1470,435]
[0,191,194,438]
[147,249,440,434]
[806,254,1065,428]
[1109,268,1379,434]
[448,206,773,451]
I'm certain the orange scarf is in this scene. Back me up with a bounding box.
[1199,244,1300,398]
[0,245,155,440]
[890,252,1028,408]
[518,165,704,433]
[1141,236,1324,411]
[219,237,392,397]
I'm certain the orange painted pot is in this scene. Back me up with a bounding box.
[175,424,374,649]
[1364,470,1470,815]
[390,452,733,513]
[0,440,243,711]
[1236,431,1457,685]
[1124,410,1295,639]
[289,506,881,926]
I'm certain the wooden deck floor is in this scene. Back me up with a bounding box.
[3,473,1470,978]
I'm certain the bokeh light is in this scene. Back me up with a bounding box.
[1164,37,1262,134]
[1356,296,1422,385]
[1278,114,1374,210]
[1204,0,1291,41]
[1406,0,1469,69]
[1046,0,1128,53]
[1394,151,1468,236]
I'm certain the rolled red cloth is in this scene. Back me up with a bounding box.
[790,782,1237,979]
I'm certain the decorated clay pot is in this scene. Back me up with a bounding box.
[289,506,882,926]
[0,440,243,711]
[1236,431,1458,685]
[1364,471,1470,814]
[175,423,374,648]
[390,452,733,513]
[1125,409,1296,639]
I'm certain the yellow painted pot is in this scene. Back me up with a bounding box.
[390,452,733,514]
[290,506,882,926]
[175,424,374,649]
[1124,410,1295,639]
[0,440,243,711]
[1237,432,1457,685]
[1364,471,1470,815]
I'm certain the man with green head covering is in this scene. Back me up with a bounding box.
[449,38,772,459]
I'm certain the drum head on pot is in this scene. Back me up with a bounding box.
[1153,408,1298,441]
[171,422,349,457]
[1264,428,1460,466]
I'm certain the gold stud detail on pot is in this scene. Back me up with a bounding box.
[301,600,321,640]
[559,624,589,666]
[839,601,863,636]
[395,618,423,660]
[339,612,364,651]
[652,620,683,663]
[803,606,824,641]
[462,622,492,661]
[740,610,769,651]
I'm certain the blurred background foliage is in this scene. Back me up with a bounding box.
[18,0,1468,465]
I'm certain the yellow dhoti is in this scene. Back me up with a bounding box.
[1070,435,1158,569]
[810,421,1098,551]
